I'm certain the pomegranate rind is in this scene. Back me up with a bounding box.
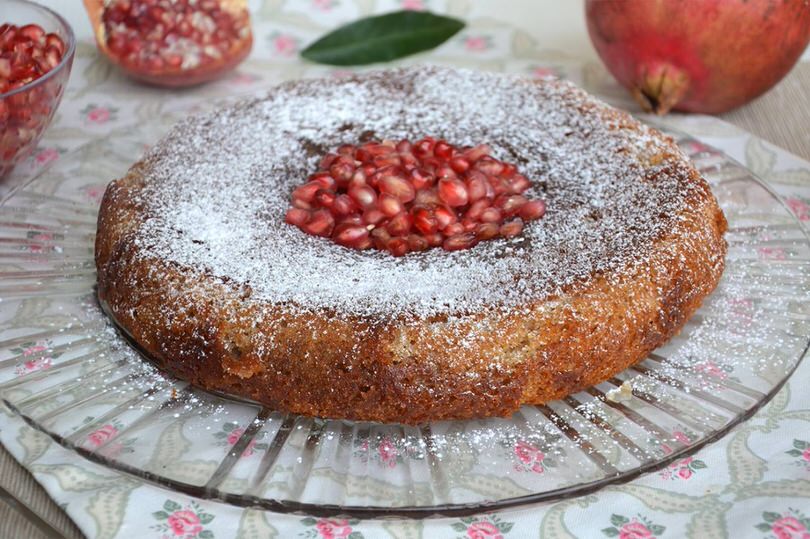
[585,0,810,114]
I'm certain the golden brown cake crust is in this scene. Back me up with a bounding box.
[95,67,727,423]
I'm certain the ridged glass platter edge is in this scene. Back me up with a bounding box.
[0,118,808,518]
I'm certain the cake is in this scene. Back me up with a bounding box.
[95,66,727,424]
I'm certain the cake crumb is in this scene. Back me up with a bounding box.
[606,380,634,403]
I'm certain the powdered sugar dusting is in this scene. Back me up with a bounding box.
[129,66,695,318]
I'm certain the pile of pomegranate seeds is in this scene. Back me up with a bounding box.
[286,138,547,256]
[0,24,65,92]
[101,0,251,82]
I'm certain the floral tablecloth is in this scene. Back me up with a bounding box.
[2,1,810,538]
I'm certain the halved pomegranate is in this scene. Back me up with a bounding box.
[83,0,253,87]
[286,138,547,257]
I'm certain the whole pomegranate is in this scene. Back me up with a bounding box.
[585,0,810,114]
[84,0,252,87]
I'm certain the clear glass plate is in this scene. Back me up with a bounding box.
[0,118,808,518]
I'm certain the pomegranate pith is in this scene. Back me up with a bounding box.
[286,137,547,257]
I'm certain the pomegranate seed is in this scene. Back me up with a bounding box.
[438,178,469,207]
[466,171,489,201]
[386,212,413,236]
[310,172,337,190]
[45,33,64,55]
[413,137,435,157]
[443,233,478,251]
[409,168,434,190]
[292,181,321,203]
[519,199,546,221]
[18,24,44,42]
[355,147,373,163]
[462,218,479,232]
[320,153,339,169]
[434,140,453,159]
[374,154,401,168]
[330,162,355,183]
[285,138,545,255]
[414,188,441,207]
[315,189,336,208]
[386,237,409,257]
[331,194,358,216]
[348,185,377,209]
[480,207,503,223]
[411,206,438,235]
[495,195,528,216]
[340,215,364,226]
[425,232,444,247]
[500,218,524,238]
[508,174,531,194]
[466,199,491,221]
[363,209,385,225]
[443,223,465,237]
[475,158,504,175]
[371,227,392,249]
[489,176,510,196]
[285,208,311,227]
[408,234,429,252]
[501,163,517,178]
[396,140,413,153]
[476,222,500,240]
[379,175,415,203]
[449,156,470,174]
[334,224,370,248]
[304,209,335,237]
[434,205,458,230]
[436,165,457,180]
[463,144,490,162]
[379,194,404,217]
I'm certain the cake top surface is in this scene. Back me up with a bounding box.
[130,65,697,319]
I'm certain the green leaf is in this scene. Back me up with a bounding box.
[602,527,619,537]
[301,10,465,66]
[198,530,214,539]
[152,511,169,520]
[756,522,773,532]
[691,460,707,469]
[451,522,468,532]
[198,513,215,524]
[763,511,781,523]
[301,517,317,526]
[163,500,182,513]
[650,524,666,535]
[223,422,239,433]
[794,439,809,450]
[348,533,363,539]
[611,514,629,527]
[498,522,514,533]
[787,449,803,457]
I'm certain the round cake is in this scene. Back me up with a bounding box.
[95,66,727,423]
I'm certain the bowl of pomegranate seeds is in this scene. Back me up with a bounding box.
[1,0,75,179]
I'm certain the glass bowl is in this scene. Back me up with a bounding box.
[0,0,76,179]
